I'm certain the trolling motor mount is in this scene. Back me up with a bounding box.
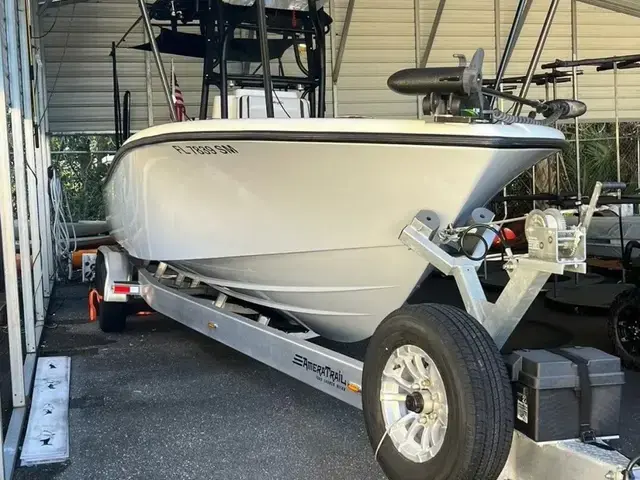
[387,48,485,120]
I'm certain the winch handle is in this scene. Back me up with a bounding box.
[580,181,626,231]
[601,182,627,191]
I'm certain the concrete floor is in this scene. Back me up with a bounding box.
[11,275,640,480]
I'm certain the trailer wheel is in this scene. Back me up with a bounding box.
[362,304,513,480]
[94,252,127,333]
[609,287,640,371]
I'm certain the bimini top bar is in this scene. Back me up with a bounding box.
[116,0,332,128]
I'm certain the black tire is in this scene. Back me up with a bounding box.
[94,252,128,333]
[608,287,640,371]
[362,303,514,480]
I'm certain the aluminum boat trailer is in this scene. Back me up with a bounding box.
[94,182,638,480]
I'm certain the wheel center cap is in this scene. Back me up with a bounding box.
[405,392,425,413]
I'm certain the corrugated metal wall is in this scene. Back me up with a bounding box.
[499,0,640,120]
[42,1,151,132]
[41,0,640,133]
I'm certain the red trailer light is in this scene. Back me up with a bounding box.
[112,283,140,295]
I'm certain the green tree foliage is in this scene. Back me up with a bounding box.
[50,134,116,221]
[560,122,640,196]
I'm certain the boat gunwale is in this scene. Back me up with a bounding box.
[103,129,568,184]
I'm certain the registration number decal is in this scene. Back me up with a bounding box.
[172,145,239,155]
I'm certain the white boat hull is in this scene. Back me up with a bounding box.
[104,118,565,342]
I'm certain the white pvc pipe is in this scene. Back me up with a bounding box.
[19,0,45,344]
[5,0,32,408]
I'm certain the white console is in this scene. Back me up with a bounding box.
[212,88,310,119]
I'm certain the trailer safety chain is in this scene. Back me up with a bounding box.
[88,288,103,322]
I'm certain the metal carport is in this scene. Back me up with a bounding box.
[28,0,640,133]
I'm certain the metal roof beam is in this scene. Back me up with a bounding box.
[579,0,640,18]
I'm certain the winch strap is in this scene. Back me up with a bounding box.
[550,348,595,442]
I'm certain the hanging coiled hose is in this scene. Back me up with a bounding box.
[492,106,564,126]
[445,224,510,262]
[49,166,77,278]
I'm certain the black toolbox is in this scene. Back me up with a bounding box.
[504,347,625,442]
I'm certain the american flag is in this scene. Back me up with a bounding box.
[171,61,188,121]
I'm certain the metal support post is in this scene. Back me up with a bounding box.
[613,62,625,283]
[494,0,508,216]
[637,131,640,191]
[137,0,176,121]
[43,130,55,289]
[0,0,27,422]
[144,29,154,126]
[37,33,54,288]
[43,114,54,287]
[614,63,621,191]
[571,0,581,199]
[545,79,552,193]
[494,0,501,92]
[255,0,274,118]
[514,0,560,115]
[328,0,339,116]
[332,0,355,84]
[414,0,422,118]
[19,0,45,337]
[6,0,37,348]
[490,0,531,108]
[32,15,53,295]
[419,0,446,68]
[553,77,561,195]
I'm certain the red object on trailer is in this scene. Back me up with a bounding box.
[112,282,141,296]
[88,288,103,322]
[493,227,516,246]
